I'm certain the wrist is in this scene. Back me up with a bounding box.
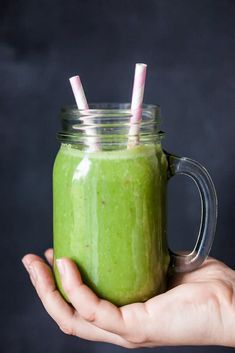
[217,280,235,347]
[224,297,235,347]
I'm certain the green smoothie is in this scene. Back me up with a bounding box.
[53,143,170,306]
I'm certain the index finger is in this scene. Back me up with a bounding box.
[22,254,75,326]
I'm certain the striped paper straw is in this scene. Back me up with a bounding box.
[69,76,89,109]
[128,63,147,147]
[69,75,100,151]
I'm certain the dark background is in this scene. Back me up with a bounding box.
[1,0,234,352]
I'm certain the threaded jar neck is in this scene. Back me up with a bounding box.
[58,103,164,151]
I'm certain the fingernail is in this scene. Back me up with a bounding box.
[28,266,37,285]
[56,259,65,276]
[22,257,30,270]
[22,258,37,285]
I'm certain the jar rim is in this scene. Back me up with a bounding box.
[58,103,163,149]
[60,103,161,118]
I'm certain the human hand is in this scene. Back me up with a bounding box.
[22,250,235,348]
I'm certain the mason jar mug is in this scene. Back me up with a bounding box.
[53,103,217,306]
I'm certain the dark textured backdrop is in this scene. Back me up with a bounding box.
[1,0,235,352]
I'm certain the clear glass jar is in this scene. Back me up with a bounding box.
[53,103,217,306]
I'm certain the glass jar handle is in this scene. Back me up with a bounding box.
[166,152,218,273]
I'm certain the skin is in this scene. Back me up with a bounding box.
[22,249,235,348]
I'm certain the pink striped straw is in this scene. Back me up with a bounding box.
[69,75,100,151]
[128,63,147,146]
[69,75,89,110]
